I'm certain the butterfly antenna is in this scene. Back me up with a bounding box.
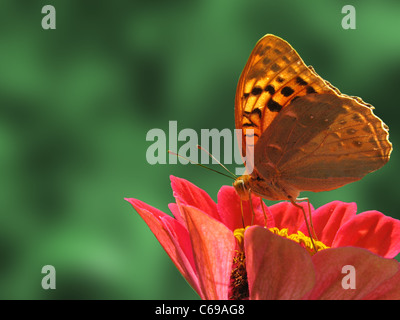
[168,150,236,180]
[196,144,237,179]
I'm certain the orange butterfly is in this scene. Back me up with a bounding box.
[233,34,392,207]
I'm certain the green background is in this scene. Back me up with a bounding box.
[1,0,399,299]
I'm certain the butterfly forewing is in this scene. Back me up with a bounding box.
[235,34,335,165]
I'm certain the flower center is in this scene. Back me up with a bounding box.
[229,226,330,299]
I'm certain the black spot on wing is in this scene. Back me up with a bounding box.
[306,86,316,94]
[277,76,285,83]
[281,86,294,97]
[352,113,363,123]
[363,125,372,133]
[242,123,255,128]
[251,87,263,96]
[264,85,275,94]
[250,108,262,118]
[263,57,271,65]
[267,99,283,112]
[271,63,281,72]
[296,76,308,86]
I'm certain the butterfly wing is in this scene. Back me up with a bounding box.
[254,93,392,192]
[235,34,336,169]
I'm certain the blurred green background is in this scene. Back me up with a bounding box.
[0,0,399,299]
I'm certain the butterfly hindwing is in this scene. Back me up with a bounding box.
[254,93,392,192]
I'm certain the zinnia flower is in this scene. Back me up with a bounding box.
[125,176,400,299]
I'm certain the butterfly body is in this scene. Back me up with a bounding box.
[234,35,392,201]
[233,170,298,201]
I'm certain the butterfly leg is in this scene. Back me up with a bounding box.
[238,190,256,227]
[289,197,318,254]
[248,190,255,225]
[259,196,268,228]
[295,197,318,241]
[239,198,245,228]
[240,190,263,227]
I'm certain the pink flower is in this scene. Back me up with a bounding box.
[125,176,400,299]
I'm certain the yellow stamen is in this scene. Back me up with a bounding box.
[233,228,246,249]
[269,227,329,255]
[233,227,329,255]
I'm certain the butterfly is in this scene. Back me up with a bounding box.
[233,34,392,204]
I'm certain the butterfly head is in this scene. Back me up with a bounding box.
[233,175,252,201]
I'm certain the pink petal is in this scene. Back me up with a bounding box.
[306,247,400,299]
[181,204,236,300]
[168,203,185,225]
[161,215,199,287]
[270,201,312,235]
[125,198,201,296]
[362,266,400,300]
[170,175,220,222]
[245,226,315,300]
[298,201,357,246]
[217,186,274,231]
[332,210,400,258]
